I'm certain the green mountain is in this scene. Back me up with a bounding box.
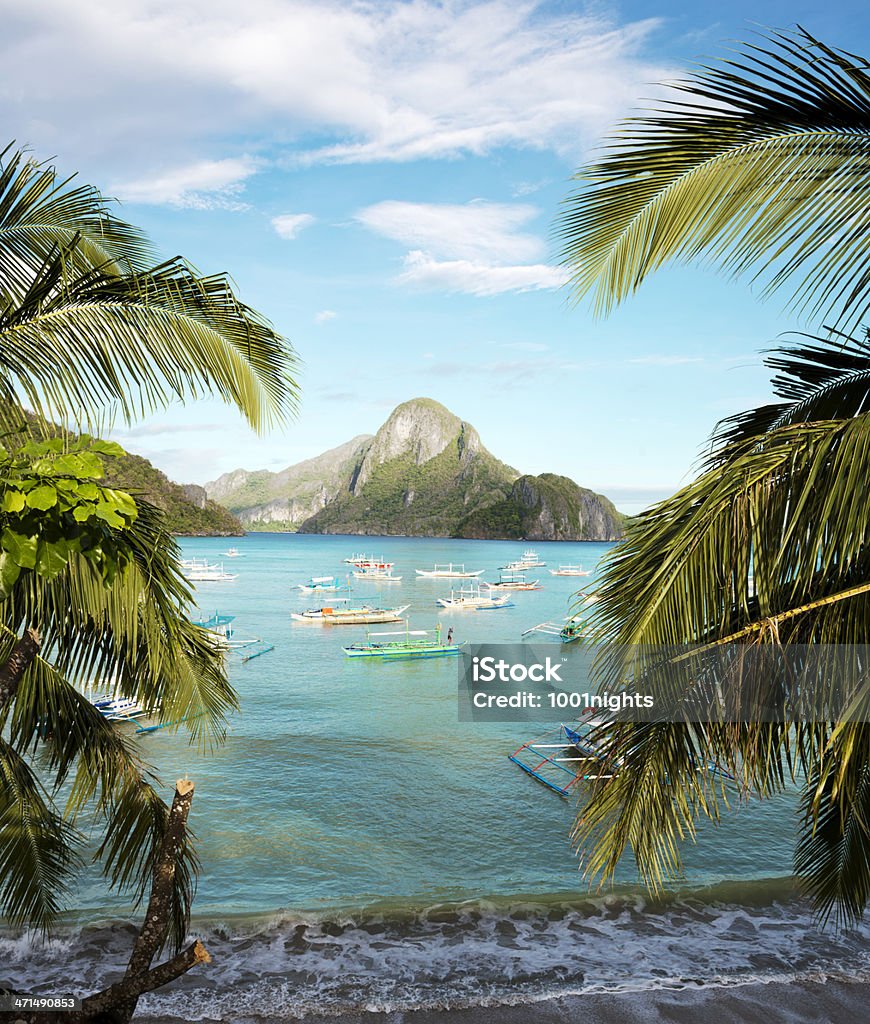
[207,398,624,541]
[455,473,624,541]
[102,452,243,537]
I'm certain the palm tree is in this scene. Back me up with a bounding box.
[555,31,870,924]
[557,29,870,331]
[0,143,298,977]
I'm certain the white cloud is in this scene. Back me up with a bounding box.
[398,251,568,297]
[356,200,544,263]
[314,309,337,324]
[112,157,257,208]
[272,213,315,239]
[1,1,670,181]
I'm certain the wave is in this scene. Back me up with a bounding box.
[3,879,870,1021]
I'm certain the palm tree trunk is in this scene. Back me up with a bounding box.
[0,628,40,708]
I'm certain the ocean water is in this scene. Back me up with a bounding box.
[3,533,869,1016]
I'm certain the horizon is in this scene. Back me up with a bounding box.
[4,1,867,516]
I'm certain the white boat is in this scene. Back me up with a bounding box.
[297,575,351,593]
[482,572,542,591]
[352,567,402,582]
[344,553,393,568]
[549,565,591,577]
[291,602,410,624]
[415,563,485,578]
[436,585,513,610]
[500,549,546,570]
[184,559,238,582]
[223,547,242,558]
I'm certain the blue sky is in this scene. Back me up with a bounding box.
[3,0,867,512]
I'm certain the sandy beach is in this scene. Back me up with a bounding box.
[137,977,870,1024]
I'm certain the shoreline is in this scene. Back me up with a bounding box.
[138,977,870,1024]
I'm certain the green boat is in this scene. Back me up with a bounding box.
[343,622,464,659]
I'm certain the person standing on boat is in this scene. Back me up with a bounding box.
[447,627,453,645]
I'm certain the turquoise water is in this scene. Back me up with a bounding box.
[4,533,870,1016]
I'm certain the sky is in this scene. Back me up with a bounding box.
[2,0,867,513]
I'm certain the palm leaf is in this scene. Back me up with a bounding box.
[557,28,870,329]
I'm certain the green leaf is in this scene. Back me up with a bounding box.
[1,529,38,569]
[88,441,126,457]
[94,502,125,529]
[72,503,96,522]
[36,538,71,579]
[52,452,104,479]
[0,551,21,597]
[1,490,25,513]
[25,484,57,511]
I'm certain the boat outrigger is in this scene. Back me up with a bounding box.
[344,553,392,567]
[522,614,588,643]
[482,572,542,591]
[509,719,615,796]
[191,611,275,661]
[343,622,464,659]
[182,558,238,582]
[352,566,402,582]
[436,585,513,611]
[297,575,352,593]
[415,563,484,578]
[549,565,591,577]
[292,602,410,624]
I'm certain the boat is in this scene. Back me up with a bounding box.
[191,611,275,661]
[343,622,464,659]
[344,553,393,569]
[500,549,546,570]
[184,559,238,582]
[297,575,352,593]
[352,567,402,582]
[522,614,589,643]
[548,565,591,577]
[223,547,242,558]
[292,603,410,624]
[509,719,614,796]
[90,693,152,723]
[482,572,542,591]
[436,585,514,611]
[415,563,484,578]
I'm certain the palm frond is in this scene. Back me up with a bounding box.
[0,143,153,300]
[0,245,300,432]
[0,737,80,930]
[558,28,870,329]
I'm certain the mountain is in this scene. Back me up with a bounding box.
[102,452,244,537]
[455,473,624,542]
[206,398,623,541]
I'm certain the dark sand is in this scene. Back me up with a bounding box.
[141,978,870,1024]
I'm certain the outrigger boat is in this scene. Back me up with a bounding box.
[510,716,734,797]
[191,611,275,661]
[415,563,484,578]
[482,572,542,591]
[500,549,546,570]
[344,553,392,567]
[292,602,410,624]
[297,575,352,593]
[522,614,589,643]
[222,547,242,557]
[352,567,402,582]
[183,559,238,582]
[436,585,513,611]
[549,565,591,577]
[343,622,464,659]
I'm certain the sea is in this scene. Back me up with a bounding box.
[2,533,870,1019]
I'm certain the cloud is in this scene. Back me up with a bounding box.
[356,200,545,263]
[112,157,257,208]
[272,212,315,239]
[397,250,568,296]
[314,309,337,324]
[357,199,566,296]
[112,422,226,438]
[1,2,670,181]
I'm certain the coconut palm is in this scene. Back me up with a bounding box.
[555,30,870,924]
[0,143,298,951]
[577,331,870,925]
[557,29,870,331]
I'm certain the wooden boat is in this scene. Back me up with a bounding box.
[436,585,513,610]
[292,603,410,624]
[482,572,542,591]
[352,567,402,582]
[500,548,546,570]
[549,565,591,577]
[184,559,238,582]
[343,622,464,659]
[415,563,484,578]
[509,719,614,796]
[297,575,351,593]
